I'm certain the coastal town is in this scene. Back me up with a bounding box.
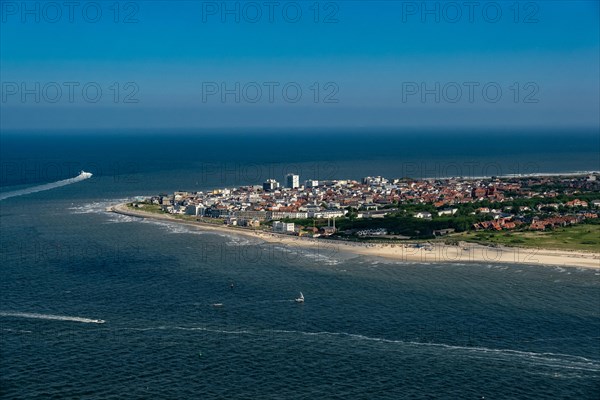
[128,173,600,247]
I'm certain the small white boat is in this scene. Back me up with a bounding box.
[212,303,224,308]
[295,292,304,303]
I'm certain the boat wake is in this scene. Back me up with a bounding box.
[0,171,92,201]
[0,311,105,324]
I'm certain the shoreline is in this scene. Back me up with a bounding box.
[109,203,600,270]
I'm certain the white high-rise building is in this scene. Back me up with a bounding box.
[263,179,280,192]
[286,174,300,189]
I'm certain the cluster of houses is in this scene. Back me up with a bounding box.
[151,174,532,223]
[529,216,581,231]
[529,213,598,231]
[473,218,521,231]
[536,199,595,210]
[472,199,599,232]
[145,173,600,236]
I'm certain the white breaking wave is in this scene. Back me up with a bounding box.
[139,219,207,234]
[0,311,105,324]
[0,171,92,201]
[104,214,139,224]
[67,198,131,217]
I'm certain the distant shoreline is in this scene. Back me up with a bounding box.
[418,170,599,180]
[109,203,600,270]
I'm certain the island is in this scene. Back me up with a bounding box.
[110,173,600,269]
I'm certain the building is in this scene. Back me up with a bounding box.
[433,228,455,236]
[267,211,308,220]
[413,211,432,219]
[320,226,337,236]
[363,176,388,185]
[286,174,300,189]
[437,208,458,216]
[308,209,346,218]
[357,210,391,219]
[565,199,588,208]
[234,210,268,221]
[225,216,238,226]
[236,218,261,228]
[272,221,295,233]
[184,205,199,215]
[263,179,280,192]
[305,179,319,188]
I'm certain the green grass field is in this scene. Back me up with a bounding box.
[450,224,600,252]
[126,203,164,214]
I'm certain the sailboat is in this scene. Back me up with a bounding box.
[295,292,304,303]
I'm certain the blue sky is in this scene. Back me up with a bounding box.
[1,0,598,130]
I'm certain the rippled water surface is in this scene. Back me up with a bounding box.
[2,196,599,399]
[1,132,599,398]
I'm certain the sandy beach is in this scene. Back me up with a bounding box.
[110,203,600,270]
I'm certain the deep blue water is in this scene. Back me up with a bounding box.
[1,131,599,399]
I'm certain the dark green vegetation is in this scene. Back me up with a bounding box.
[280,209,494,239]
[336,214,488,238]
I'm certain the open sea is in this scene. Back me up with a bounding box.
[1,130,599,399]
